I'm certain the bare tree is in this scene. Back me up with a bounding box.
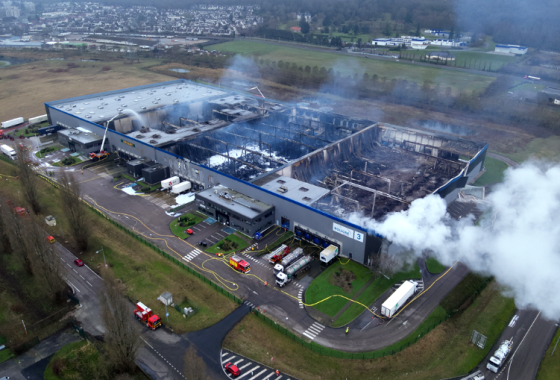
[0,195,12,254]
[100,268,141,375]
[15,145,41,214]
[26,219,66,301]
[58,171,90,250]
[1,197,34,274]
[183,346,210,380]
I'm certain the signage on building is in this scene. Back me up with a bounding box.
[333,223,354,239]
[332,222,365,243]
[121,139,135,147]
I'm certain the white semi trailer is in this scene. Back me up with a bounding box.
[171,181,191,194]
[28,114,48,125]
[161,176,180,190]
[381,280,417,318]
[1,117,24,129]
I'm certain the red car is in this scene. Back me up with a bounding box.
[74,259,84,267]
[224,362,240,377]
[185,229,193,235]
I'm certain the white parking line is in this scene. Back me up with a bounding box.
[234,359,244,365]
[223,355,235,362]
[238,362,252,370]
[248,369,267,380]
[236,365,260,379]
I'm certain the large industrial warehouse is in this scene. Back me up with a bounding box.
[45,79,487,265]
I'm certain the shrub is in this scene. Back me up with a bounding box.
[101,66,111,71]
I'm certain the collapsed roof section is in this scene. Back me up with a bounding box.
[262,123,486,220]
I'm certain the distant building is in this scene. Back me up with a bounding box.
[429,39,466,47]
[495,44,528,55]
[537,87,560,105]
[372,36,428,49]
[426,51,456,61]
[290,26,301,32]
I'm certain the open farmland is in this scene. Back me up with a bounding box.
[0,58,172,123]
[207,40,496,93]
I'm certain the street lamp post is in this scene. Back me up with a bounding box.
[96,246,107,267]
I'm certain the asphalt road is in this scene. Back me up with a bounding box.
[473,309,557,380]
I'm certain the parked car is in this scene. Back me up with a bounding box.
[224,362,240,377]
[74,259,84,267]
[185,229,193,234]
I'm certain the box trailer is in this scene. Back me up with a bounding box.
[381,280,417,318]
[1,117,24,129]
[171,181,191,194]
[28,115,48,125]
[1,144,17,160]
[320,245,339,265]
[161,176,180,190]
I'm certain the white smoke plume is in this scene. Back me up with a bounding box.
[350,161,560,320]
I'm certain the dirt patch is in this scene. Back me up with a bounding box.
[329,269,356,293]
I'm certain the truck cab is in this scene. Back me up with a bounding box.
[273,264,284,275]
[147,315,162,330]
[276,272,289,287]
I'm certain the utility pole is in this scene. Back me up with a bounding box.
[96,246,107,267]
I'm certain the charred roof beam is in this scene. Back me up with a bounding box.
[204,136,287,165]
[184,142,265,173]
[235,126,317,151]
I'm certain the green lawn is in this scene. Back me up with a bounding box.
[402,50,518,71]
[206,233,250,254]
[35,146,61,158]
[502,136,560,164]
[426,257,446,274]
[514,83,546,92]
[537,327,560,380]
[305,261,374,317]
[169,212,204,239]
[474,157,509,186]
[44,340,98,380]
[332,263,422,327]
[208,40,495,92]
[51,156,84,167]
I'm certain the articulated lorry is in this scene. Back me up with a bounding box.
[381,280,417,318]
[1,117,24,129]
[273,247,304,274]
[134,302,162,330]
[275,255,312,287]
[486,338,513,373]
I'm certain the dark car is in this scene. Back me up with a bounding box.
[224,362,240,377]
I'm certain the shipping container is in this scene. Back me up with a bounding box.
[28,115,48,125]
[320,245,339,265]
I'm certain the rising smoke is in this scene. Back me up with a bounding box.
[350,161,560,319]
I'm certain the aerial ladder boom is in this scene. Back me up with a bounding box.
[90,113,121,161]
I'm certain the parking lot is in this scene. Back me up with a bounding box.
[221,348,297,380]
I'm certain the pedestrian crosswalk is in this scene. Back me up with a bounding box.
[244,300,257,310]
[297,289,303,309]
[220,349,296,380]
[302,322,324,341]
[241,253,274,271]
[182,248,202,262]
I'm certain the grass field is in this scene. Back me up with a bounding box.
[224,282,516,380]
[474,156,509,186]
[0,56,172,124]
[502,136,560,163]
[426,257,446,274]
[208,40,495,93]
[305,261,374,317]
[537,327,560,380]
[0,159,237,334]
[206,234,250,254]
[515,83,546,92]
[44,340,98,380]
[332,263,421,327]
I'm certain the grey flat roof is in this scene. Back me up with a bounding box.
[49,82,228,123]
[197,185,273,219]
[541,87,560,97]
[260,176,330,206]
[58,128,102,144]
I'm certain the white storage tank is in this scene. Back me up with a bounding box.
[171,181,191,194]
[161,176,180,190]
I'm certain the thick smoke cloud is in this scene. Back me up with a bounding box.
[350,161,560,319]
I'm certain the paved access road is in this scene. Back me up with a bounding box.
[473,309,557,380]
